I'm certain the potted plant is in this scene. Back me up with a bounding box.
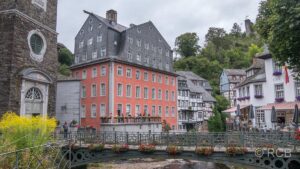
[296,96,300,101]
[275,98,284,103]
[138,144,156,153]
[226,144,247,156]
[244,96,250,100]
[273,71,282,76]
[166,145,183,155]
[195,146,214,156]
[88,143,105,152]
[255,95,264,99]
[112,144,129,153]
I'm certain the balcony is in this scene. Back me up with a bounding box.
[100,116,161,124]
[179,119,198,124]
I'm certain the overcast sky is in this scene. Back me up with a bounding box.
[57,0,261,52]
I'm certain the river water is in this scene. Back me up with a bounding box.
[87,159,254,169]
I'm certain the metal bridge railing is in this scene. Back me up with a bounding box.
[55,131,299,150]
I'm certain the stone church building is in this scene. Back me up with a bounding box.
[0,0,58,117]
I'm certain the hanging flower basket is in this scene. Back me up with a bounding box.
[138,144,156,153]
[112,144,129,153]
[273,71,282,76]
[225,146,247,156]
[296,96,300,101]
[88,143,105,152]
[295,130,300,141]
[255,95,264,99]
[166,145,183,155]
[237,97,245,101]
[195,146,214,156]
[275,98,284,103]
[244,96,250,100]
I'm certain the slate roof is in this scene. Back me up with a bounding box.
[224,69,246,76]
[177,71,205,81]
[84,10,127,32]
[176,71,216,102]
[236,65,266,88]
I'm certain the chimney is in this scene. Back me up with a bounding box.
[106,9,117,23]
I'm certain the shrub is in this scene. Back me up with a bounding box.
[88,143,105,152]
[138,144,156,153]
[0,112,56,151]
[195,146,214,156]
[226,145,247,156]
[0,112,57,168]
[166,145,183,155]
[112,144,129,153]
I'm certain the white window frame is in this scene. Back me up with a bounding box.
[91,84,97,97]
[82,70,87,79]
[275,83,284,99]
[126,85,132,97]
[117,66,123,76]
[126,68,132,78]
[144,87,148,99]
[81,105,86,118]
[100,83,106,96]
[81,86,86,98]
[91,104,97,118]
[100,104,106,117]
[92,67,97,78]
[152,88,156,100]
[117,83,123,97]
[101,66,106,76]
[144,72,148,81]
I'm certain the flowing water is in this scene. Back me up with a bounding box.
[87,159,254,169]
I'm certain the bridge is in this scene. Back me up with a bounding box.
[1,132,300,169]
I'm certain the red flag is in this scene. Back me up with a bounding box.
[284,65,289,84]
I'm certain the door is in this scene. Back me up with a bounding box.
[25,87,43,116]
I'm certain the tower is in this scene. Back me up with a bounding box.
[0,0,58,117]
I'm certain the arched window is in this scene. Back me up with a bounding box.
[25,87,42,100]
[25,87,43,115]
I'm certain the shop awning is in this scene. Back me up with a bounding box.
[223,105,250,113]
[257,101,300,110]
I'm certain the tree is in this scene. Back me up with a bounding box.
[256,0,300,76]
[58,48,74,66]
[175,32,200,57]
[230,23,242,37]
[208,108,224,132]
[59,64,71,76]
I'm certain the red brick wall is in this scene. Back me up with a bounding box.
[72,61,178,130]
[73,63,109,130]
[113,63,177,129]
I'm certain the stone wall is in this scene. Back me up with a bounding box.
[0,11,58,117]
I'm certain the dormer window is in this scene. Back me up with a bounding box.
[128,37,133,44]
[137,28,141,33]
[79,41,84,48]
[246,70,254,77]
[89,18,93,24]
[98,24,102,29]
[80,29,84,35]
[137,40,141,47]
[89,25,93,31]
[136,54,141,62]
[88,38,93,46]
[97,35,102,42]
[127,51,132,61]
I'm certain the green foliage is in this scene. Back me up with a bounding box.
[256,0,300,76]
[230,23,242,37]
[58,48,74,66]
[208,108,225,132]
[175,32,200,57]
[59,64,71,76]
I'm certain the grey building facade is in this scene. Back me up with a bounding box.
[0,0,58,117]
[55,76,81,126]
[73,10,173,72]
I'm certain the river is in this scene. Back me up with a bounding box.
[86,158,255,169]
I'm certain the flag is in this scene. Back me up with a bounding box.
[284,65,289,84]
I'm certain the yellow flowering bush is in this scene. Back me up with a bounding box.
[0,112,57,151]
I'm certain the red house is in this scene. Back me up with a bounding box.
[71,10,177,131]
